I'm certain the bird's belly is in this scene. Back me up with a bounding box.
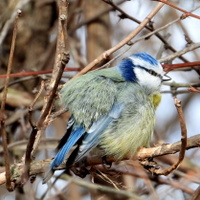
[99,107,155,160]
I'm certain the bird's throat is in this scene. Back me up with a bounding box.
[151,93,162,108]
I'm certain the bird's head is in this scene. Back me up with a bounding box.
[118,52,168,93]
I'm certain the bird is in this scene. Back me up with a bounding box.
[43,52,169,183]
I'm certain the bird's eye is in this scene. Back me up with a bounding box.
[147,69,162,79]
[150,70,154,75]
[148,69,155,76]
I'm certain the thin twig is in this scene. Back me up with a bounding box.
[162,90,198,95]
[159,42,200,63]
[97,19,180,71]
[0,9,21,191]
[60,174,144,200]
[69,0,125,34]
[163,82,200,88]
[110,166,194,194]
[0,68,83,79]
[50,107,69,120]
[22,0,69,185]
[70,2,165,81]
[153,0,200,20]
[0,76,41,92]
[0,0,31,45]
[163,61,200,72]
[0,138,59,153]
[96,16,192,72]
[190,185,200,200]
[129,18,180,48]
[104,0,188,63]
[189,87,200,93]
[28,81,45,128]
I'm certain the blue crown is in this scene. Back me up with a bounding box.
[133,52,159,66]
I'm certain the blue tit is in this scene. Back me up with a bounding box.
[43,52,168,183]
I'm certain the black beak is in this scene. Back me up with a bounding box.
[162,73,171,82]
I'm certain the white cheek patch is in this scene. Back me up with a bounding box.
[134,68,162,91]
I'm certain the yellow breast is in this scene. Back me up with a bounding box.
[152,93,161,108]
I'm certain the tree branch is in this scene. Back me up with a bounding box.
[0,134,199,186]
[0,10,21,191]
[21,0,69,185]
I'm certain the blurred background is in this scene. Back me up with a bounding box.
[0,0,200,199]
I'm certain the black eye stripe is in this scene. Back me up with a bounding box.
[146,69,163,79]
[135,65,162,80]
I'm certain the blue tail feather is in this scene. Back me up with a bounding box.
[50,126,85,169]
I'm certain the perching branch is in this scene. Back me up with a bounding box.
[0,133,199,186]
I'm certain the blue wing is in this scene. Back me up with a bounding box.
[73,103,124,163]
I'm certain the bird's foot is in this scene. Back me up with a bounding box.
[102,155,112,169]
[70,158,90,178]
